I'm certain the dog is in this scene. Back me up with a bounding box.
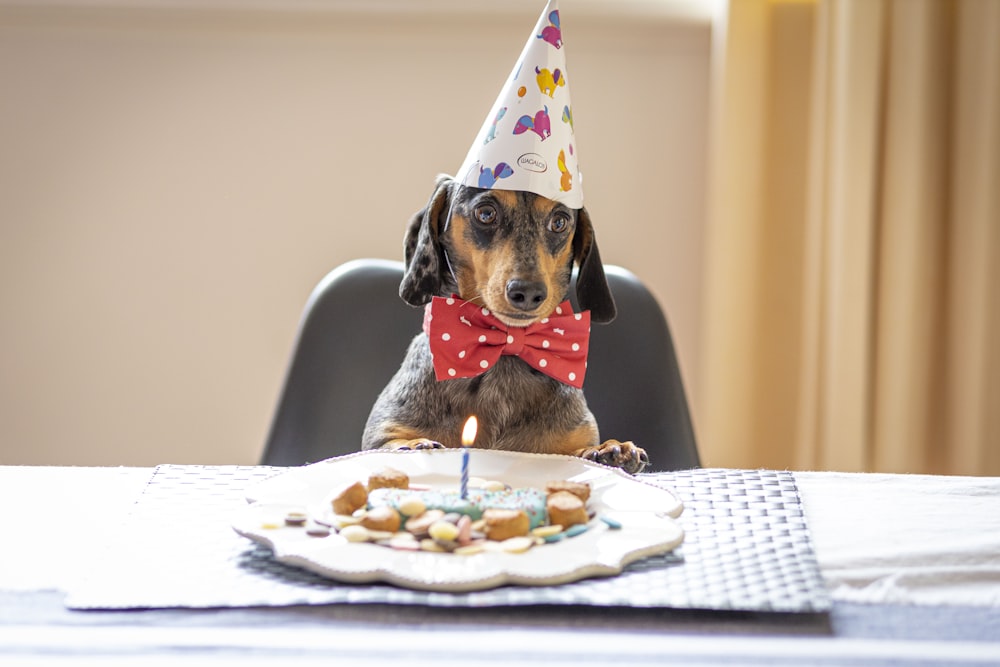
[512,106,552,141]
[361,175,649,474]
[535,66,565,98]
[478,162,514,189]
[557,150,572,193]
[536,10,562,49]
[484,107,507,144]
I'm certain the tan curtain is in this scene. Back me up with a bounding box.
[699,0,1000,474]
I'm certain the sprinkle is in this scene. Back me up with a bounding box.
[284,511,308,526]
[306,523,331,537]
[600,515,622,530]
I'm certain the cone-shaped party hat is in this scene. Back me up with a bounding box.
[456,0,583,209]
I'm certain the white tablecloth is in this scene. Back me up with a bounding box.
[2,467,999,608]
[797,471,1000,607]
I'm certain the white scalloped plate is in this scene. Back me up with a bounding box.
[232,449,684,592]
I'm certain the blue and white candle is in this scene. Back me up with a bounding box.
[460,416,477,500]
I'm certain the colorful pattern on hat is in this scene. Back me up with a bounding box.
[456,0,583,209]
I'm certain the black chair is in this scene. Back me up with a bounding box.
[260,259,699,471]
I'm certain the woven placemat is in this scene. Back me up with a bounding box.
[65,466,830,613]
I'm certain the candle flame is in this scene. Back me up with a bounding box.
[461,416,478,447]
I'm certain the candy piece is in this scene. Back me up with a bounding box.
[367,467,409,491]
[428,520,460,542]
[456,515,472,546]
[305,522,331,537]
[483,508,530,541]
[600,515,622,530]
[360,506,401,533]
[500,536,534,553]
[331,481,368,516]
[420,539,446,552]
[340,525,370,543]
[564,523,589,538]
[531,524,563,538]
[388,534,420,551]
[546,490,588,528]
[398,496,427,517]
[454,544,485,556]
[331,514,361,528]
[404,509,444,537]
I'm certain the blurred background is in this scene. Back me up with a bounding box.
[1,0,997,474]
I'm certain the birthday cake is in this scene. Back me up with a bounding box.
[367,487,548,529]
[297,465,604,555]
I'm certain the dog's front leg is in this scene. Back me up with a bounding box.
[574,440,649,474]
[383,438,447,451]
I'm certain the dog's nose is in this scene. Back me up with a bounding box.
[506,279,547,311]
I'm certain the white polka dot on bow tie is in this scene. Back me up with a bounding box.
[539,359,548,368]
[481,308,490,316]
[571,342,579,351]
[479,360,489,369]
[459,350,466,358]
[478,335,487,343]
[446,298,455,305]
[506,335,514,344]
[448,368,456,376]
[442,333,451,341]
[542,340,550,348]
[568,372,576,381]
[574,313,582,320]
[541,318,549,324]
[556,306,563,315]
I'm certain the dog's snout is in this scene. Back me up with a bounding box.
[506,279,547,311]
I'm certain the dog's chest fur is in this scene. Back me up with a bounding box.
[389,333,595,453]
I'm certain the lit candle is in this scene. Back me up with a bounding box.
[460,416,477,500]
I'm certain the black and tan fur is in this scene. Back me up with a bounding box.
[361,175,648,474]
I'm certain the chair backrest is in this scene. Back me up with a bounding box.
[260,259,699,471]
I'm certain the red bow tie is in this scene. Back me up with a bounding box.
[423,296,591,388]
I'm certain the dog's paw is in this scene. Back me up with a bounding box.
[386,438,447,451]
[574,440,649,474]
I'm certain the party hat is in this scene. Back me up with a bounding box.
[456,0,583,209]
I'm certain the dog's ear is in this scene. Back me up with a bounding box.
[400,175,455,306]
[573,207,616,323]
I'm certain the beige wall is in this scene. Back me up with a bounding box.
[0,1,712,465]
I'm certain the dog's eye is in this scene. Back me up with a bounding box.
[548,214,570,234]
[474,204,498,225]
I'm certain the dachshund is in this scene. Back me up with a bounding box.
[361,175,649,474]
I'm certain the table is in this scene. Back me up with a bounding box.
[1,465,999,665]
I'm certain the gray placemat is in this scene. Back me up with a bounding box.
[65,465,830,613]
